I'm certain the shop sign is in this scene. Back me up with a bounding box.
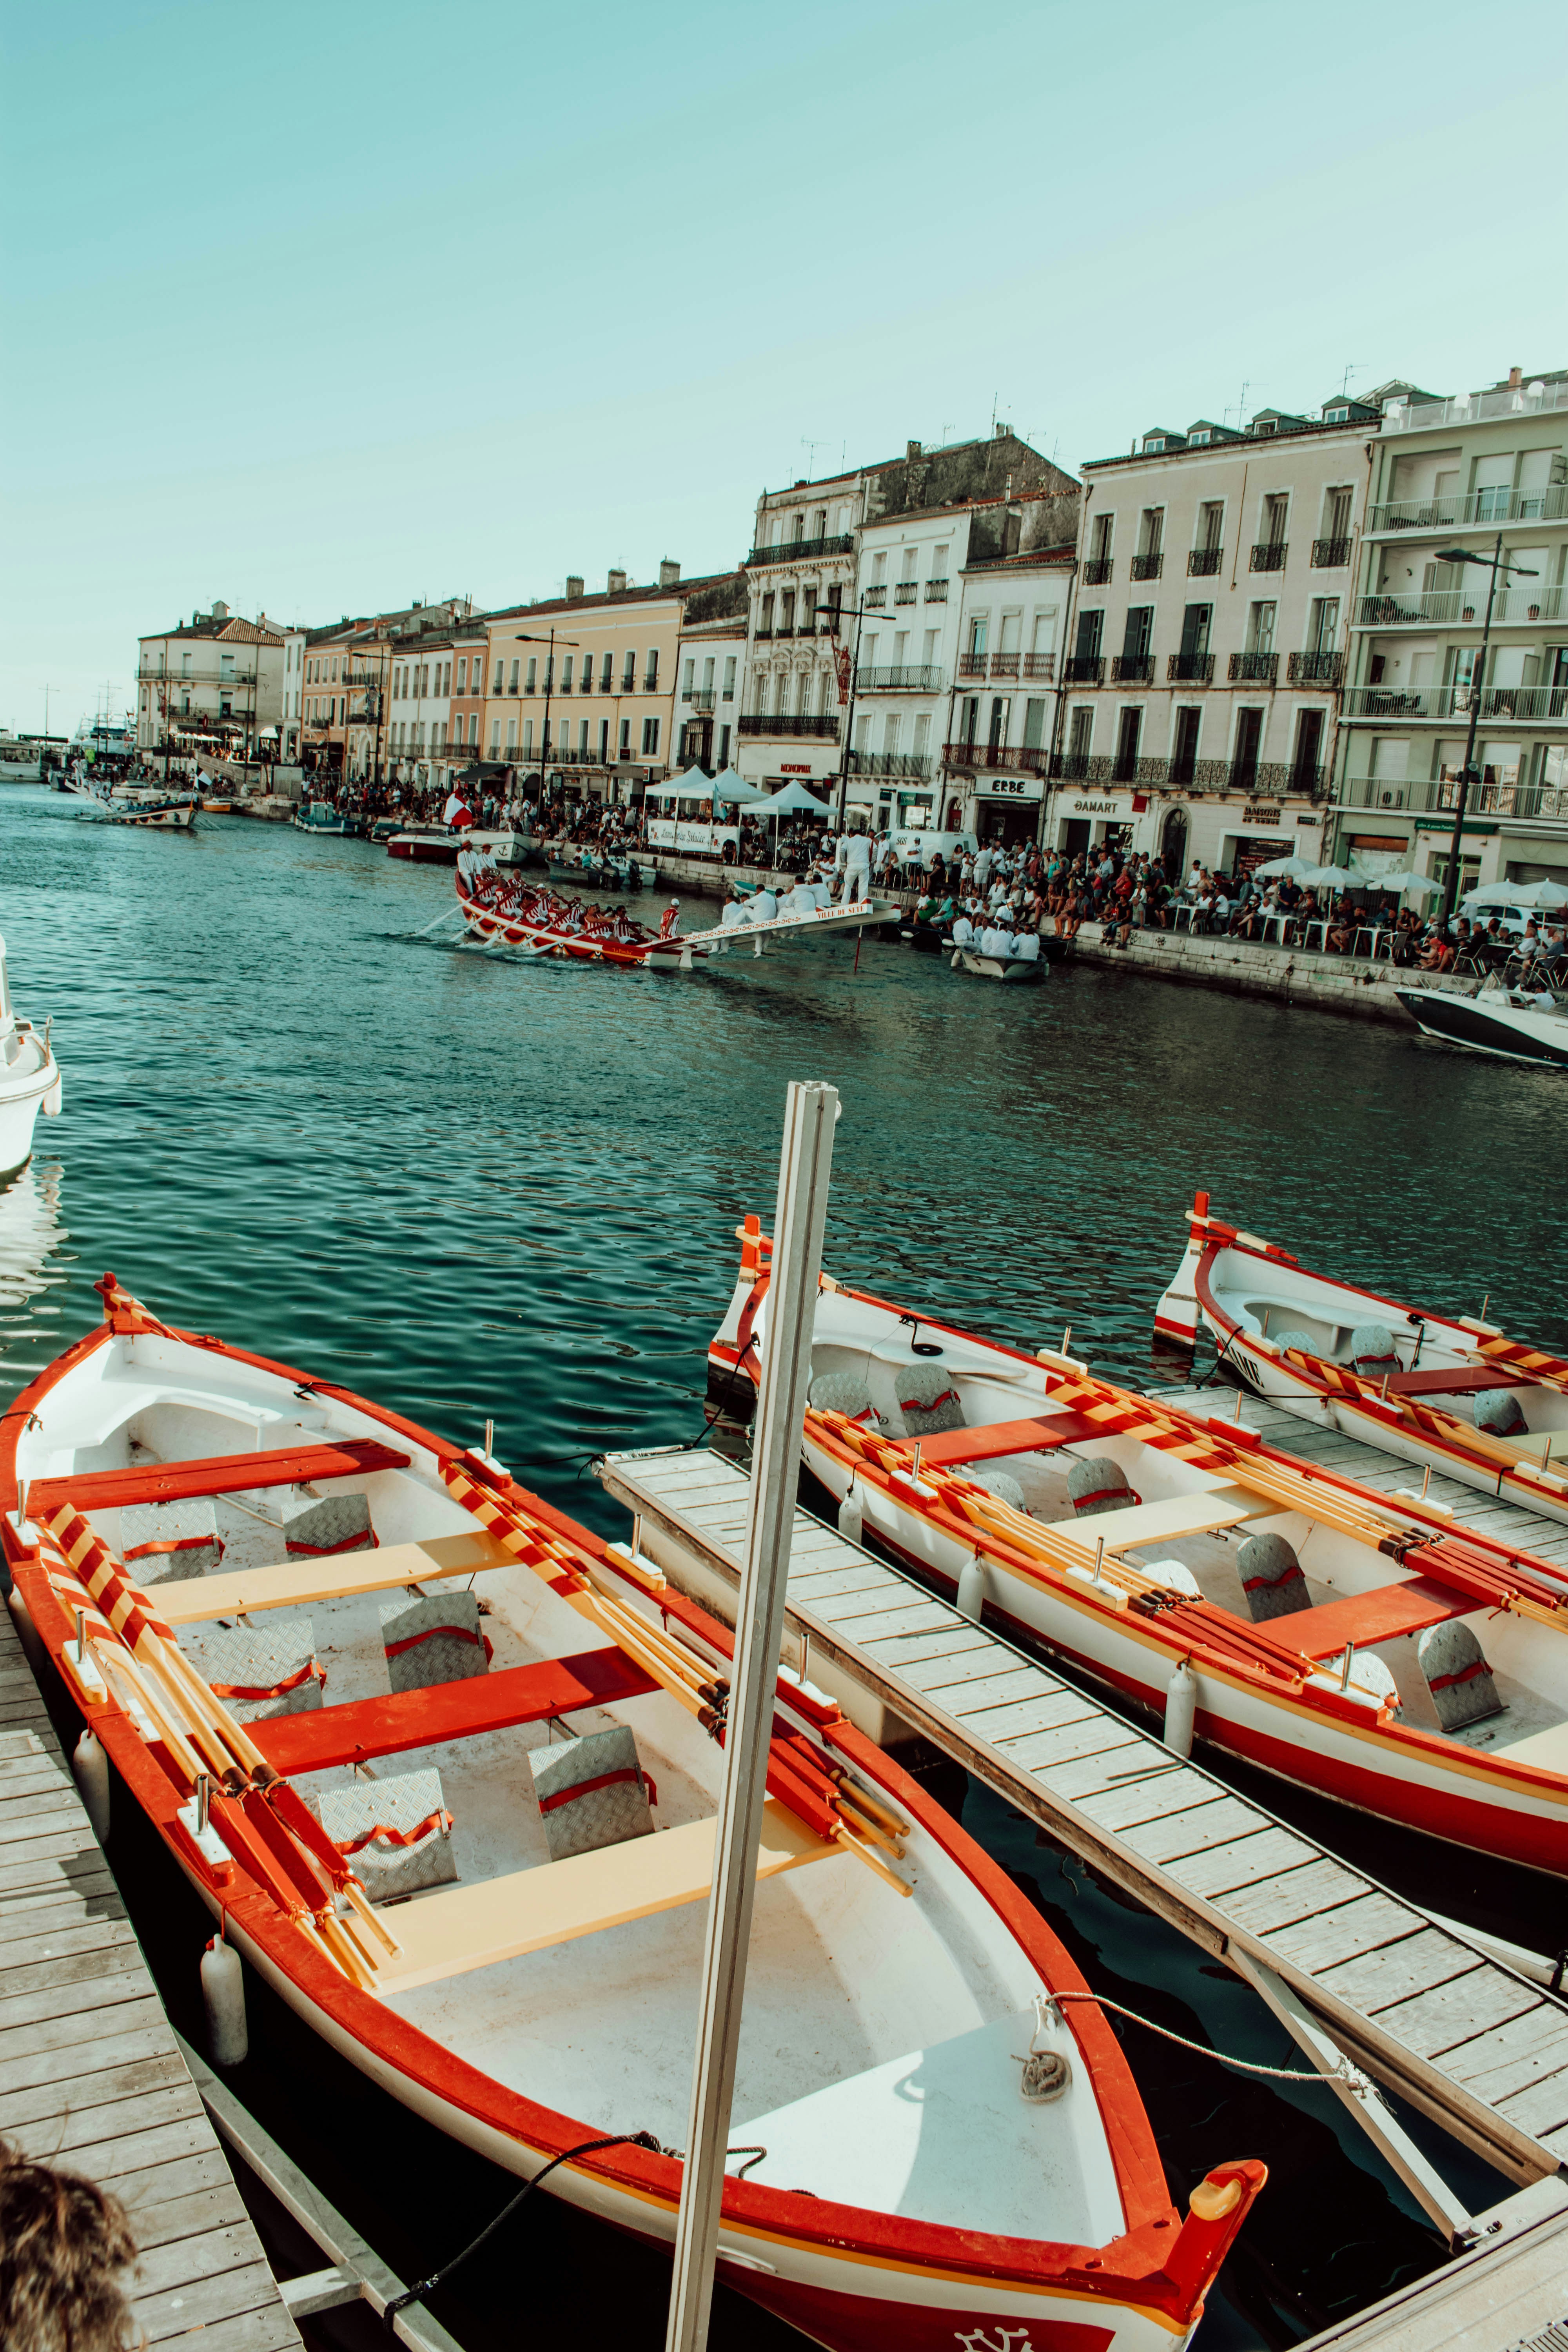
[1243,806,1281,824]
[780,762,813,774]
[977,774,1043,801]
[1072,797,1125,814]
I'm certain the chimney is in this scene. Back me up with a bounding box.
[607,568,627,595]
[658,558,681,588]
[994,423,1011,441]
[1508,366,1522,390]
[566,575,584,600]
[906,440,922,461]
[212,600,229,619]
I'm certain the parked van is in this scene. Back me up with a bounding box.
[889,828,978,871]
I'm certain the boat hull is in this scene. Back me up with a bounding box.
[1395,987,1568,1067]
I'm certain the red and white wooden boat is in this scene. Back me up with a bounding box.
[710,1226,1568,1876]
[456,853,886,969]
[1155,1195,1568,1528]
[2,1279,1261,2352]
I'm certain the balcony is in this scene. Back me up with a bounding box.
[894,582,918,604]
[682,689,717,711]
[1249,542,1288,572]
[1338,773,1568,820]
[944,740,1049,774]
[925,579,949,601]
[1111,653,1154,683]
[1229,651,1279,683]
[848,750,933,780]
[1130,552,1164,581]
[1380,380,1568,436]
[1187,547,1223,577]
[863,585,887,608]
[1063,655,1105,684]
[1287,650,1343,686]
[1023,653,1055,681]
[746,533,855,566]
[1051,754,1324,798]
[1082,558,1112,586]
[753,627,773,640]
[1366,482,1568,535]
[737,713,841,739]
[1312,537,1352,568]
[989,654,1021,681]
[856,664,944,692]
[1356,584,1565,630]
[1342,683,1568,724]
[958,653,989,679]
[643,675,660,693]
[1167,652,1215,684]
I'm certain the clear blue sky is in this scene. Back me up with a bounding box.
[4,0,1565,738]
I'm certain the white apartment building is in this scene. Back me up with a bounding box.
[278,630,307,764]
[738,430,1076,809]
[1330,367,1568,896]
[673,610,744,776]
[136,603,286,760]
[384,631,458,791]
[1066,387,1426,876]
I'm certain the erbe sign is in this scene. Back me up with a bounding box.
[977,775,1042,801]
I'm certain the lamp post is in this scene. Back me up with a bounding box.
[1431,536,1539,928]
[824,593,882,832]
[514,630,577,817]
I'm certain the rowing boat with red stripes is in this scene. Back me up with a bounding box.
[709,1224,1568,1877]
[1154,1194,1568,1527]
[0,1274,1261,2352]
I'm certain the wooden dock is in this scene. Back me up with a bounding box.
[596,1435,1568,2215]
[0,1596,302,2351]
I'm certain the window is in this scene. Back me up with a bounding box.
[683,659,695,698]
[1325,486,1353,543]
[508,659,519,694]
[644,649,659,690]
[526,657,537,693]
[468,715,478,746]
[457,658,467,691]
[1023,698,1047,749]
[1180,603,1212,657]
[331,659,339,682]
[1075,609,1104,660]
[912,713,930,759]
[1323,405,1349,424]
[506,719,516,749]
[780,592,795,635]
[1308,598,1339,653]
[702,657,715,692]
[837,505,851,534]
[1068,707,1094,761]
[791,512,805,544]
[871,552,887,584]
[1138,507,1164,555]
[1247,601,1276,654]
[601,653,613,691]
[579,720,589,754]
[622,652,636,689]
[561,656,573,691]
[801,588,817,635]
[523,719,534,755]
[1122,607,1154,661]
[619,718,631,754]
[1262,492,1288,545]
[968,616,988,656]
[1171,707,1200,782]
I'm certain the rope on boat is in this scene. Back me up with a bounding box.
[1051,1991,1365,2087]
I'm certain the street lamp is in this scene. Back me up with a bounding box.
[821,594,884,832]
[1430,536,1539,927]
[514,630,578,809]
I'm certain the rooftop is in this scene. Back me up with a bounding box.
[140,611,285,647]
[1084,380,1445,471]
[480,568,742,626]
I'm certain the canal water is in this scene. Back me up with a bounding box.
[3,785,1564,2350]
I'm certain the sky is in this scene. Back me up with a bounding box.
[4,0,1566,738]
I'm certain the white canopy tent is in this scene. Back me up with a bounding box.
[709,768,767,807]
[753,779,831,815]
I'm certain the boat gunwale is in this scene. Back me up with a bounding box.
[0,1301,1221,2320]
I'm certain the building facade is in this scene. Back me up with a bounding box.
[278,630,307,765]
[1068,390,1426,877]
[1328,368,1568,896]
[739,431,1076,813]
[136,604,285,761]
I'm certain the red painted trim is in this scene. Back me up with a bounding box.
[254,1649,659,1775]
[25,1437,410,1516]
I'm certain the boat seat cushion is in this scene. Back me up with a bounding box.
[181,1618,324,1723]
[1142,1556,1203,1600]
[1350,1322,1400,1374]
[1272,1330,1314,1356]
[120,1498,223,1584]
[314,1766,457,1901]
[970,1467,1026,1511]
[526,1726,655,1862]
[807,1372,885,1432]
[1238,1533,1310,1622]
[1418,1622,1503,1731]
[1067,1457,1138,1517]
[886,1363,967,1440]
[279,1488,376,1559]
[1475,1387,1527,1437]
[379,1593,492,1694]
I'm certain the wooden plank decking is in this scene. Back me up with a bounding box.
[597,1437,1568,2194]
[0,1596,301,2352]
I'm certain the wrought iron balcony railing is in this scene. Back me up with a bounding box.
[894,582,918,603]
[737,713,841,738]
[943,740,1049,773]
[1287,650,1343,685]
[1249,542,1288,572]
[1130,552,1163,581]
[1082,558,1112,586]
[1111,653,1154,682]
[1311,537,1352,568]
[1022,653,1055,680]
[1187,546,1223,576]
[1167,652,1215,683]
[745,533,855,566]
[958,653,988,679]
[1229,651,1279,682]
[925,579,949,601]
[848,750,933,779]
[1063,654,1105,684]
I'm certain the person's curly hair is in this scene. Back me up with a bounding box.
[0,2136,140,2350]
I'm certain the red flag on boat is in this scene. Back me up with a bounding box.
[444,791,476,829]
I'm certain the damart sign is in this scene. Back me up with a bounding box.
[1071,797,1129,815]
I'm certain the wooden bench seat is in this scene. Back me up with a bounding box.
[1049,1486,1262,1553]
[1278,1577,1470,1662]
[894,1410,1102,1469]
[31,1438,412,1517]
[156,1532,514,1624]
[255,1647,661,1773]
[370,1801,840,1994]
[1381,1367,1533,1397]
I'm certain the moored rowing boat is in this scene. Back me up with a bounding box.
[1,1278,1261,2351]
[1155,1194,1568,1526]
[710,1224,1568,1875]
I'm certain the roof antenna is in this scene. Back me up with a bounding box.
[800,437,824,478]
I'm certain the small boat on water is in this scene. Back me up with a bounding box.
[710,1225,1568,1874]
[1,1278,1261,2351]
[201,799,237,815]
[1155,1196,1568,1529]
[549,846,655,893]
[293,802,365,837]
[457,854,888,970]
[71,781,197,829]
[0,936,62,1177]
[1395,984,1568,1068]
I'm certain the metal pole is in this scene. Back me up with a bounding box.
[832,599,868,833]
[1438,531,1501,932]
[664,1079,838,2352]
[541,628,555,810]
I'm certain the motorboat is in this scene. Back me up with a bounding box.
[710,1225,1568,1874]
[1155,1196,1568,1529]
[293,802,365,837]
[1,1278,1261,2352]
[1395,984,1568,1069]
[549,846,655,892]
[389,825,515,866]
[455,855,889,971]
[0,937,62,1177]
[952,945,1047,984]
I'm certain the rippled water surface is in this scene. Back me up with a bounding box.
[3,784,1563,2350]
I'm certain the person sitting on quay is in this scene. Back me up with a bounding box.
[0,2134,139,2352]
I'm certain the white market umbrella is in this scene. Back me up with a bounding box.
[1463,878,1568,909]
[1371,869,1440,897]
[1303,864,1360,889]
[1249,853,1319,880]
[753,779,830,814]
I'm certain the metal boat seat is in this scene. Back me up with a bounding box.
[314,1765,457,1902]
[379,1592,492,1695]
[526,1725,655,1862]
[1419,1622,1503,1731]
[120,1496,223,1583]
[181,1617,325,1724]
[1237,1533,1309,1622]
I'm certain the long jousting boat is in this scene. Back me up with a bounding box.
[710,1224,1568,1875]
[1154,1194,1568,1527]
[455,852,886,969]
[1,1278,1261,2352]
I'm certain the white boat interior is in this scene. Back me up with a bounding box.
[19,1329,1128,2250]
[795,1288,1568,1771]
